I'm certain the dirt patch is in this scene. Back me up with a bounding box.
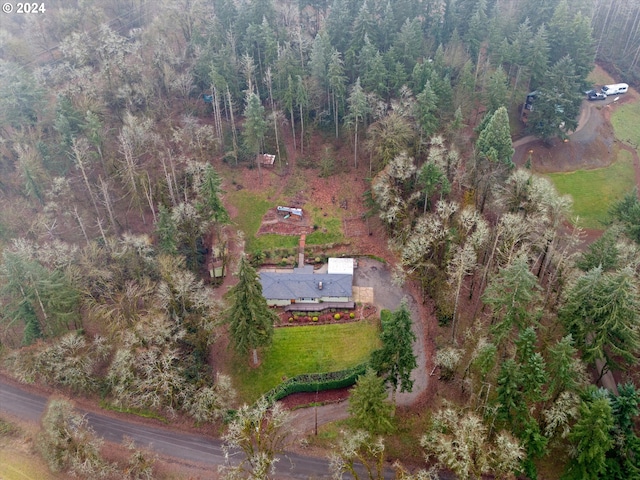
[257,209,314,236]
[278,386,352,410]
[343,215,369,237]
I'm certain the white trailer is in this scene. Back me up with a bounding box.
[601,83,629,95]
[277,206,303,217]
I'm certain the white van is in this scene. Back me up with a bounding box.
[601,83,629,95]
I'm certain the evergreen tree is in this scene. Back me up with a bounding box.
[350,0,378,53]
[483,255,541,349]
[546,335,587,401]
[476,106,514,167]
[371,299,417,404]
[485,66,509,114]
[225,256,276,365]
[560,266,640,379]
[198,164,229,225]
[328,48,347,138]
[326,0,352,53]
[605,383,640,479]
[528,25,550,90]
[0,249,80,343]
[418,161,449,213]
[414,80,439,142]
[242,91,267,159]
[348,367,394,434]
[610,188,640,245]
[576,229,620,272]
[345,77,369,168]
[155,204,178,255]
[564,391,614,480]
[527,56,583,142]
[393,18,424,71]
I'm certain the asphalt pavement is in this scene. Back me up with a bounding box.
[0,378,401,479]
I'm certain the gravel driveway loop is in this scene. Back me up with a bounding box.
[288,258,430,436]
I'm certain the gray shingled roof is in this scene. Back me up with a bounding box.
[259,271,353,300]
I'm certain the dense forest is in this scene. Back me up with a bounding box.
[2,0,640,478]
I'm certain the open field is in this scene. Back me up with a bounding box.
[227,188,345,252]
[0,448,63,480]
[547,150,635,229]
[232,320,381,402]
[611,101,640,149]
[0,416,64,480]
[587,66,614,87]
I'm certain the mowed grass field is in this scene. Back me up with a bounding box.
[232,320,381,402]
[547,150,635,229]
[611,100,640,149]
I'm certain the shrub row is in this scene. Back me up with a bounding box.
[262,362,369,405]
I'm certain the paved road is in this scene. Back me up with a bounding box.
[0,378,338,479]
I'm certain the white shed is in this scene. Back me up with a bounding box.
[328,258,354,276]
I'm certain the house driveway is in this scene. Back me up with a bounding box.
[353,258,428,406]
[288,258,429,437]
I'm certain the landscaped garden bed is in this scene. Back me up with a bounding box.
[276,304,377,327]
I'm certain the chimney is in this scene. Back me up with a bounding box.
[318,281,323,290]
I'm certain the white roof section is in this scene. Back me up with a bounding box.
[328,258,354,276]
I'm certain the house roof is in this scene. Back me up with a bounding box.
[328,258,354,275]
[260,272,353,300]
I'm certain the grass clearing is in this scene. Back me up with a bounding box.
[0,416,64,480]
[547,150,635,229]
[611,101,640,148]
[0,449,64,480]
[226,190,272,247]
[307,205,344,245]
[227,186,345,253]
[232,320,381,403]
[587,67,614,87]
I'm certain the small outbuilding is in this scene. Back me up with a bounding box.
[327,258,355,276]
[258,153,276,167]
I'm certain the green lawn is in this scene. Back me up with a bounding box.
[226,190,272,250]
[227,189,345,252]
[611,101,640,148]
[232,321,381,403]
[547,151,635,229]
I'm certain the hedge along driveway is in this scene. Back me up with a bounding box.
[232,320,381,403]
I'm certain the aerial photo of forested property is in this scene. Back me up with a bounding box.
[2,0,640,479]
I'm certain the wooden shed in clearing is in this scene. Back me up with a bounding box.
[258,153,276,167]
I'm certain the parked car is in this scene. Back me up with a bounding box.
[588,91,607,101]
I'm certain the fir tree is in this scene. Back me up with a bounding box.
[348,367,394,434]
[225,255,276,365]
[371,299,417,404]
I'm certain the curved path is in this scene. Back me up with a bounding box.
[513,97,597,150]
[0,377,391,479]
[288,258,429,436]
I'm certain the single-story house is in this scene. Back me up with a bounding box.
[260,265,353,307]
